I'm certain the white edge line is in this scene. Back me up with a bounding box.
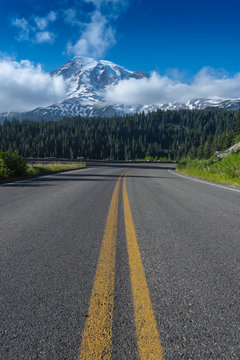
[168,170,240,193]
[1,167,96,186]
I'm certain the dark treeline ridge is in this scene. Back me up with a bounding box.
[0,109,237,160]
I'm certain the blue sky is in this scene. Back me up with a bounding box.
[1,0,240,75]
[1,0,240,112]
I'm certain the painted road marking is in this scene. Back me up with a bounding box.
[123,175,165,360]
[79,175,122,360]
[168,170,240,193]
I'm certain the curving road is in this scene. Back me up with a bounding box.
[1,163,239,359]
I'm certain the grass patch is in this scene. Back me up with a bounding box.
[176,153,240,187]
[136,156,174,162]
[27,162,86,176]
[0,161,86,182]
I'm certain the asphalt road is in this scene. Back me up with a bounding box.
[0,163,239,359]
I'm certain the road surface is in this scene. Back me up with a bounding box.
[0,163,239,359]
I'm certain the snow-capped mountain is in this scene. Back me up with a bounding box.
[0,56,239,121]
[51,56,148,101]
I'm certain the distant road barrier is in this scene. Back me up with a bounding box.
[86,159,176,164]
[25,158,176,165]
[25,157,83,164]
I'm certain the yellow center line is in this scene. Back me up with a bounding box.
[123,174,165,360]
[79,175,122,360]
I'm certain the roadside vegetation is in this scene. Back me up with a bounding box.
[27,162,86,177]
[0,150,86,181]
[176,107,240,187]
[136,155,174,162]
[0,150,27,179]
[177,153,240,187]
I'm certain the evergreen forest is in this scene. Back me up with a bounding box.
[0,109,238,161]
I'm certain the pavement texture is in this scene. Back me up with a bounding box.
[0,163,239,359]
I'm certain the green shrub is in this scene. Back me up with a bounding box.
[234,134,240,144]
[176,152,240,186]
[0,158,7,178]
[213,153,240,178]
[0,150,27,177]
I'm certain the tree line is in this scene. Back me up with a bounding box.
[0,109,238,160]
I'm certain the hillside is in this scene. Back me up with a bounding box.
[0,109,237,160]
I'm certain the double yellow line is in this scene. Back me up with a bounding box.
[79,174,165,360]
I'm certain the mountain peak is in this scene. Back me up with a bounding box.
[70,56,98,67]
[1,57,239,122]
[50,56,148,102]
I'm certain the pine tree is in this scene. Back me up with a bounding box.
[235,103,240,136]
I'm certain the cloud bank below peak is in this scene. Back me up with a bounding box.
[0,59,66,112]
[104,68,240,105]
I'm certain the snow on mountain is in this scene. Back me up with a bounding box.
[51,56,149,104]
[0,56,239,122]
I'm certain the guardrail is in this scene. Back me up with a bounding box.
[85,159,176,164]
[25,158,176,164]
[25,158,83,164]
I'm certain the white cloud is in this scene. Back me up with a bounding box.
[67,10,115,58]
[11,11,57,44]
[34,11,57,30]
[11,17,31,41]
[84,0,128,9]
[105,68,240,105]
[64,8,82,26]
[36,31,55,44]
[65,0,128,58]
[0,59,66,112]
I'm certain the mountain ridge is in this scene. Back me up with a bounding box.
[0,56,239,121]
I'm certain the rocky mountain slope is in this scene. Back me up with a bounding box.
[1,56,239,121]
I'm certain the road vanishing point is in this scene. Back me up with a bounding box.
[1,163,239,359]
